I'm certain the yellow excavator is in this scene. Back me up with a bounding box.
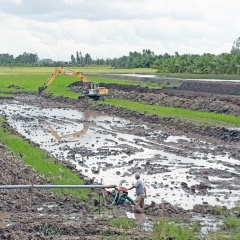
[38,66,108,100]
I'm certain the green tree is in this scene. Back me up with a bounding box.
[71,54,76,64]
[76,51,80,64]
[0,54,14,65]
[15,52,38,64]
[231,37,240,54]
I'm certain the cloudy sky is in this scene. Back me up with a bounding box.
[0,0,240,61]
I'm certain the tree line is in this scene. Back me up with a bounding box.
[110,38,240,74]
[1,37,240,75]
[0,51,111,67]
[0,52,38,65]
[111,51,240,75]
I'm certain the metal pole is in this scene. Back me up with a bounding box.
[98,192,101,214]
[0,184,116,190]
[0,184,116,214]
[29,177,34,207]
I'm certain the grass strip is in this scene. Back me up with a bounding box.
[0,66,157,75]
[0,117,90,200]
[104,98,240,126]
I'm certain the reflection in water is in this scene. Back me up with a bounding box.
[48,124,89,141]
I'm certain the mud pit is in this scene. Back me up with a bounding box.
[1,77,240,238]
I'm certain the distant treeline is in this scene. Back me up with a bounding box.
[112,37,240,74]
[0,52,111,67]
[1,37,240,75]
[112,51,240,75]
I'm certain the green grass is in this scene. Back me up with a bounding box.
[0,75,44,92]
[0,66,157,75]
[0,92,12,97]
[0,67,160,97]
[213,205,227,215]
[150,218,197,240]
[0,75,83,98]
[205,217,240,240]
[223,217,240,230]
[0,117,90,199]
[103,98,240,126]
[108,217,136,229]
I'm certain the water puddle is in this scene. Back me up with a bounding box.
[1,101,240,210]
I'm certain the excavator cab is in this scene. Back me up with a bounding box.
[82,82,99,93]
[82,82,107,100]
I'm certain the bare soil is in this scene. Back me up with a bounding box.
[1,76,240,239]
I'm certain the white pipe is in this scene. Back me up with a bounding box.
[0,184,116,189]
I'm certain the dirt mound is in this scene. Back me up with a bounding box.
[178,81,240,96]
[100,81,240,116]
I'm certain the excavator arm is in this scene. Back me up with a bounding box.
[38,66,88,94]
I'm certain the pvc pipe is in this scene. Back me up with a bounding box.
[0,184,116,190]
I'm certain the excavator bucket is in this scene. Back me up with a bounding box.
[38,85,47,94]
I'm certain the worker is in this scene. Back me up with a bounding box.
[127,173,147,213]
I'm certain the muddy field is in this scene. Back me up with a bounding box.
[1,77,240,239]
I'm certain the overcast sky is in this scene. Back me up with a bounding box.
[0,0,240,61]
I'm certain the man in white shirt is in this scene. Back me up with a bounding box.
[128,173,147,212]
